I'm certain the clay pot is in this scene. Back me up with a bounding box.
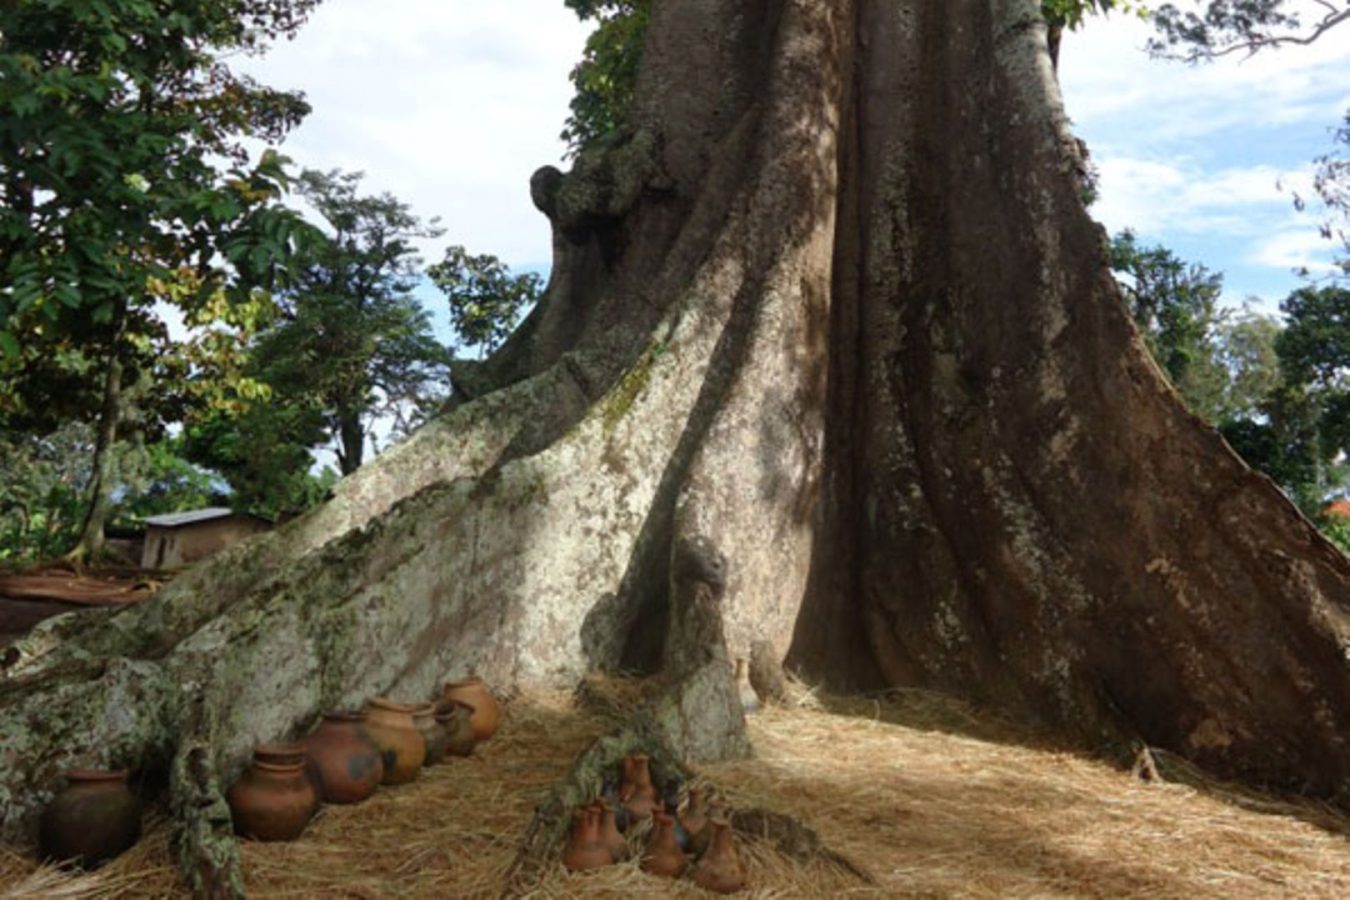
[39,770,142,868]
[253,742,307,766]
[227,760,319,842]
[363,698,426,784]
[306,712,384,803]
[642,811,689,878]
[441,678,501,741]
[412,703,447,766]
[692,820,746,894]
[593,800,629,861]
[562,806,612,871]
[437,701,476,757]
[681,786,710,854]
[620,753,659,823]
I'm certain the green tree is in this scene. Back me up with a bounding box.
[1109,230,1229,419]
[428,246,543,358]
[249,169,450,475]
[0,0,321,560]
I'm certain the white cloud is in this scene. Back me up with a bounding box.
[235,0,591,267]
[1250,229,1342,274]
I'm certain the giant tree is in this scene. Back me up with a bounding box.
[2,2,1350,897]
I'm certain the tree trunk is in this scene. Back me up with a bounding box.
[66,310,127,564]
[336,406,364,475]
[3,0,1349,893]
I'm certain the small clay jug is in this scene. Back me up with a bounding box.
[681,786,710,854]
[641,811,689,878]
[692,820,746,894]
[562,806,612,871]
[594,800,628,861]
[39,770,142,868]
[442,677,501,741]
[413,703,447,766]
[438,701,476,757]
[620,752,659,823]
[306,712,383,803]
[227,760,319,842]
[363,697,426,784]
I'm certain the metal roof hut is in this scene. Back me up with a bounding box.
[140,508,272,571]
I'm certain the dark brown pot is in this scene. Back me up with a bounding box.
[441,677,501,741]
[364,697,425,784]
[227,761,319,842]
[306,712,383,803]
[39,770,142,868]
[413,703,447,766]
[620,753,659,823]
[692,820,746,894]
[437,701,476,757]
[562,806,612,871]
[642,811,689,878]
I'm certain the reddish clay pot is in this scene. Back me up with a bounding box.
[227,761,318,842]
[562,806,612,871]
[437,701,476,757]
[682,786,710,854]
[642,811,689,878]
[441,678,501,741]
[39,770,142,868]
[306,712,383,803]
[620,753,659,823]
[692,820,746,894]
[364,698,426,785]
[252,742,322,804]
[595,801,629,862]
[412,703,446,766]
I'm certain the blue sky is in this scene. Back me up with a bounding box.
[236,0,1349,327]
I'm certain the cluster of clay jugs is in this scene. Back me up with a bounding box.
[562,754,746,893]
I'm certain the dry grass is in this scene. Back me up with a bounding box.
[4,685,1349,898]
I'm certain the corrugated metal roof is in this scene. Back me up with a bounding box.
[142,507,241,528]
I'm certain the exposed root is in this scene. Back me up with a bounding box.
[168,692,243,899]
[729,807,875,884]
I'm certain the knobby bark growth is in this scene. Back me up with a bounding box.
[3,0,1349,894]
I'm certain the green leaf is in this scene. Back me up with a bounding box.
[0,331,19,359]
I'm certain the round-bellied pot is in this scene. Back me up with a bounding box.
[413,703,447,766]
[441,678,501,742]
[562,806,612,871]
[438,701,476,757]
[364,697,425,784]
[251,742,322,810]
[692,820,746,894]
[39,770,142,869]
[227,760,318,842]
[642,811,689,878]
[306,712,384,803]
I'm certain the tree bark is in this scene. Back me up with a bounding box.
[3,0,1350,892]
[66,308,127,563]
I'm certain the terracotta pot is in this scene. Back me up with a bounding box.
[227,761,319,842]
[620,753,659,823]
[692,820,746,894]
[562,806,612,871]
[363,698,426,784]
[39,770,142,868]
[437,701,476,757]
[441,677,501,741]
[412,703,447,766]
[306,712,383,803]
[593,800,629,862]
[253,741,322,798]
[681,786,710,854]
[642,811,689,878]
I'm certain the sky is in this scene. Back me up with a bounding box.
[235,0,1350,319]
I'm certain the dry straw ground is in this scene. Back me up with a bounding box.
[3,684,1348,898]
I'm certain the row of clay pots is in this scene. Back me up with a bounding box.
[228,677,500,842]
